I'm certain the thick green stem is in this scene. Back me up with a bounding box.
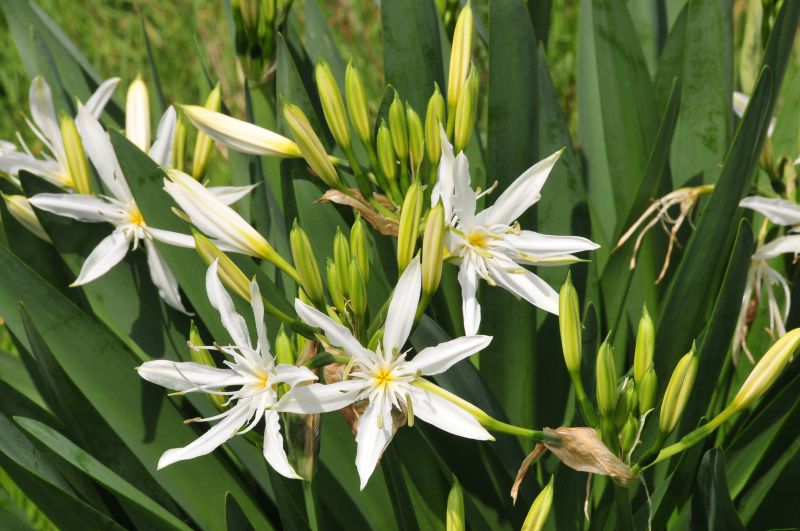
[570,371,599,428]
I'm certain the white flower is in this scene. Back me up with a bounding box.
[433,130,599,335]
[138,261,316,477]
[28,104,194,312]
[0,75,119,189]
[276,257,493,489]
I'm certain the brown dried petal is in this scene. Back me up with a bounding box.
[543,427,633,486]
[317,188,399,236]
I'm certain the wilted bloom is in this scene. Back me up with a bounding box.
[433,130,598,335]
[138,261,316,477]
[277,257,493,488]
[28,104,194,312]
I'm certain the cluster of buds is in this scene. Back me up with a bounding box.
[231,0,284,81]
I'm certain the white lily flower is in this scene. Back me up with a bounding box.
[277,257,493,489]
[732,92,777,138]
[28,104,194,312]
[138,261,317,477]
[0,75,120,189]
[433,130,599,335]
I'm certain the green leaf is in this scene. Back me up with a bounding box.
[653,4,688,112]
[225,493,255,531]
[689,449,745,531]
[771,68,800,162]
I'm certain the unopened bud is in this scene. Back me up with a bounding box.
[406,104,424,173]
[275,325,296,365]
[188,321,225,409]
[595,336,617,417]
[388,93,408,160]
[422,202,446,297]
[333,229,351,298]
[619,417,639,455]
[454,68,478,153]
[126,75,150,152]
[173,114,187,171]
[447,3,473,122]
[397,183,423,272]
[638,366,657,416]
[59,115,90,194]
[345,63,371,146]
[316,61,351,150]
[559,272,581,374]
[615,379,637,430]
[290,221,324,308]
[521,476,553,531]
[192,83,222,179]
[349,258,367,318]
[659,345,698,436]
[446,478,465,531]
[377,120,397,181]
[350,215,370,284]
[282,102,341,188]
[4,195,50,242]
[326,258,346,315]
[425,84,446,164]
[731,328,800,411]
[193,230,251,302]
[633,305,655,384]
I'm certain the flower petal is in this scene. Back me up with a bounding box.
[451,152,476,225]
[145,240,189,313]
[138,359,238,391]
[206,260,252,350]
[0,151,67,187]
[486,256,559,315]
[740,196,800,227]
[148,106,176,167]
[262,410,301,479]
[355,393,394,490]
[407,384,492,440]
[29,77,65,161]
[382,256,421,356]
[732,92,776,136]
[275,380,365,414]
[458,259,481,336]
[271,364,318,387]
[72,230,130,285]
[148,227,197,248]
[431,126,455,219]
[407,335,492,376]
[28,193,125,223]
[208,184,259,205]
[293,299,373,362]
[75,104,132,202]
[84,77,121,119]
[249,278,272,366]
[754,235,800,260]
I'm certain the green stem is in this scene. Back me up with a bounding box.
[344,146,373,199]
[570,371,599,428]
[302,480,320,531]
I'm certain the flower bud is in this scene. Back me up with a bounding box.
[447,3,473,121]
[126,75,150,152]
[290,221,324,308]
[659,345,698,436]
[615,379,637,430]
[192,83,222,179]
[172,114,187,171]
[521,476,553,531]
[282,102,342,189]
[422,202,445,297]
[446,478,465,531]
[315,61,351,150]
[349,258,367,318]
[619,417,639,455]
[406,104,424,173]
[333,229,351,298]
[388,93,409,160]
[731,328,800,411]
[3,195,50,242]
[326,258,346,315]
[59,114,91,194]
[350,215,370,284]
[275,325,296,366]
[397,183,423,272]
[454,68,478,154]
[377,120,397,182]
[345,62,371,146]
[193,230,251,302]
[558,272,581,375]
[595,336,617,418]
[188,321,225,409]
[425,84,446,164]
[638,366,657,416]
[633,305,655,384]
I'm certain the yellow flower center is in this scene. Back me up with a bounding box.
[255,370,270,389]
[467,230,489,249]
[129,207,145,226]
[374,367,394,387]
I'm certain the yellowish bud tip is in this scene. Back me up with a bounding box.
[446,478,465,531]
[316,61,351,149]
[453,67,479,153]
[633,304,655,384]
[731,328,800,411]
[595,335,617,417]
[521,476,553,531]
[345,62,371,146]
[377,120,397,181]
[290,222,324,308]
[422,202,446,297]
[397,183,423,272]
[59,114,90,194]
[193,230,251,302]
[658,345,698,436]
[388,93,409,159]
[558,272,582,374]
[282,103,341,189]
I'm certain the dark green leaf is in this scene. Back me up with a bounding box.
[689,449,745,531]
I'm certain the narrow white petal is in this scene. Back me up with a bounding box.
[206,261,252,350]
[355,394,394,490]
[487,257,559,315]
[29,77,65,161]
[262,410,301,479]
[451,153,476,225]
[0,152,67,187]
[148,106,176,167]
[271,364,318,387]
[382,256,422,355]
[138,359,237,391]
[148,227,196,248]
[145,240,189,313]
[84,77,121,118]
[275,381,365,414]
[477,149,562,226]
[407,384,492,440]
[157,401,252,469]
[432,126,456,219]
[249,278,271,365]
[740,196,800,227]
[458,260,481,336]
[293,299,373,362]
[75,104,133,202]
[72,230,130,285]
[208,184,259,205]
[29,193,125,223]
[754,235,800,260]
[407,335,492,376]
[126,78,151,152]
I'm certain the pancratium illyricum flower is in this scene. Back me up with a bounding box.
[28,104,194,311]
[276,257,494,488]
[434,130,599,335]
[138,260,316,477]
[733,196,800,361]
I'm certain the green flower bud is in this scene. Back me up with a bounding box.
[638,366,657,416]
[333,229,351,298]
[282,102,341,189]
[397,183,423,272]
[193,230,251,302]
[558,272,581,375]
[388,92,409,160]
[290,221,324,308]
[422,202,446,297]
[126,75,150,152]
[659,345,698,436]
[172,114,187,171]
[619,417,639,455]
[315,61,351,150]
[350,215,370,284]
[3,195,50,243]
[521,476,553,531]
[59,114,91,194]
[192,83,222,180]
[425,84,446,164]
[377,120,397,182]
[446,478,465,531]
[326,258,346,316]
[345,62,371,146]
[615,379,637,430]
[595,336,617,418]
[731,328,800,411]
[454,68,478,154]
[349,258,367,318]
[188,321,225,409]
[446,3,473,123]
[633,305,655,384]
[406,104,424,173]
[275,325,296,366]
